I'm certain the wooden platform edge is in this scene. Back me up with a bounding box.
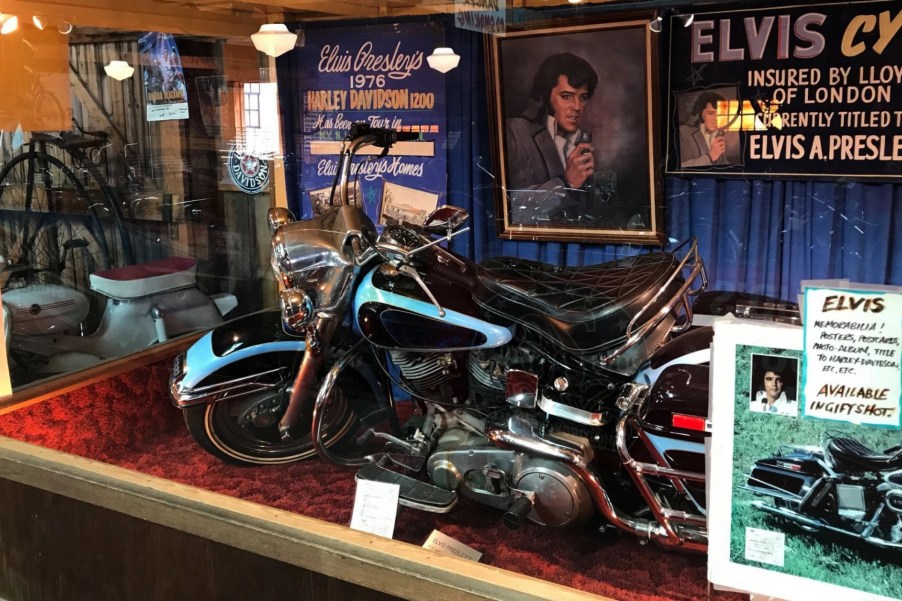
[0,435,615,601]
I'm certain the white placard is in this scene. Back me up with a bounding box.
[422,529,482,562]
[744,527,785,567]
[802,287,902,427]
[349,479,400,539]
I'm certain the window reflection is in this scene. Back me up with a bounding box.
[0,33,280,391]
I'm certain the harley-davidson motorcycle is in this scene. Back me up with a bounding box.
[171,123,797,552]
[746,436,902,549]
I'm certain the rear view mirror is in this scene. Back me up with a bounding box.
[423,205,469,235]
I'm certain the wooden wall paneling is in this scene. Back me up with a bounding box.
[0,477,405,601]
[0,436,607,601]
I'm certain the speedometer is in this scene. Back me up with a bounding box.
[380,225,422,250]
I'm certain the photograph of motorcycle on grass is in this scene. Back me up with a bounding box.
[170,123,799,552]
[746,434,902,549]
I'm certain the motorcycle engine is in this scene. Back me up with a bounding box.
[427,424,595,528]
[390,350,469,404]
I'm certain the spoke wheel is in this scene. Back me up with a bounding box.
[0,151,114,292]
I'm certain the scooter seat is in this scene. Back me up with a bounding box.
[826,437,902,473]
[473,252,683,355]
[90,257,198,299]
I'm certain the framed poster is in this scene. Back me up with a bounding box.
[490,19,663,244]
[709,319,902,601]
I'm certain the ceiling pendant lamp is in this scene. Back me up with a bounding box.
[0,15,19,35]
[426,47,460,73]
[251,23,297,58]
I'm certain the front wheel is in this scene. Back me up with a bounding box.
[184,379,359,466]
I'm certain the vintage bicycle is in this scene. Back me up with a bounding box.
[0,120,135,295]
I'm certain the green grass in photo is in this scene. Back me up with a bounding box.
[729,344,902,599]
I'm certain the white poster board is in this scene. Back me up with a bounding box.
[708,317,901,601]
[801,287,901,428]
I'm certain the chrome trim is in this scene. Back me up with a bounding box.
[886,489,902,515]
[486,423,707,551]
[311,338,371,467]
[753,500,902,550]
[537,393,611,427]
[280,288,314,334]
[616,382,649,412]
[267,207,296,234]
[616,413,707,548]
[170,366,286,409]
[601,238,707,365]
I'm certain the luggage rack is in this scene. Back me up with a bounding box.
[601,238,707,365]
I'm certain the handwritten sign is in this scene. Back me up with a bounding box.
[349,479,400,539]
[802,288,902,427]
[666,0,902,179]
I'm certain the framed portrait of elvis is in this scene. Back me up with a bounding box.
[489,17,664,244]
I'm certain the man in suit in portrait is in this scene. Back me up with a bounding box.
[679,91,730,168]
[504,52,599,226]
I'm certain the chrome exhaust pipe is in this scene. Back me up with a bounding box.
[485,425,706,551]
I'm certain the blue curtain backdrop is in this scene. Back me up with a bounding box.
[279,21,902,302]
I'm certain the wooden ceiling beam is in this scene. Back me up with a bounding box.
[1,0,263,38]
[248,0,384,18]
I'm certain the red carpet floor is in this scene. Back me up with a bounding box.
[0,361,743,601]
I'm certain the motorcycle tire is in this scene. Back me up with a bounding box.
[183,379,360,466]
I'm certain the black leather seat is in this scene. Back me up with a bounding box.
[473,252,682,354]
[826,437,902,473]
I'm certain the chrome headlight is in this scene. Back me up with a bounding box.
[280,288,314,333]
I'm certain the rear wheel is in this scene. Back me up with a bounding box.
[184,376,361,466]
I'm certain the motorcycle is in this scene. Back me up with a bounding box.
[746,435,902,549]
[170,123,797,551]
[2,255,237,381]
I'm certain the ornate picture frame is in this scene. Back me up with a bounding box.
[490,18,663,244]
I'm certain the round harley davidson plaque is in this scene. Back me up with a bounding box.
[228,146,270,194]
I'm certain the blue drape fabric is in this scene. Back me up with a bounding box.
[280,23,902,301]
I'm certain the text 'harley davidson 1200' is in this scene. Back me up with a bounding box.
[171,124,795,552]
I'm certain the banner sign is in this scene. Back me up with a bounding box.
[665,0,902,179]
[801,287,901,428]
[139,32,189,122]
[295,22,447,223]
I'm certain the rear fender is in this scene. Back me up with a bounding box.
[636,327,712,384]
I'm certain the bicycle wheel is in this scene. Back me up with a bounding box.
[0,151,111,291]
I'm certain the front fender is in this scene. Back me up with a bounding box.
[171,310,306,408]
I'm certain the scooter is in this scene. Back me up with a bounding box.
[746,435,902,549]
[170,123,798,551]
[3,255,237,381]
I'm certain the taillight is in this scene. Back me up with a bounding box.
[672,413,709,432]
